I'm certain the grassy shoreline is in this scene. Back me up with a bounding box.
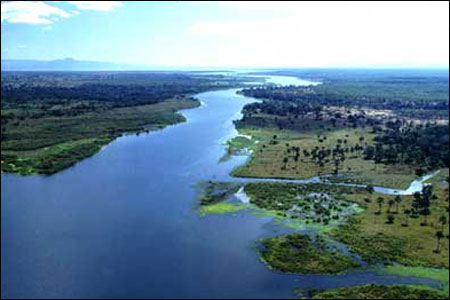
[304,284,448,299]
[1,99,200,176]
[258,233,360,275]
[378,265,449,295]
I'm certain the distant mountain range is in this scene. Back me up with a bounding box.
[1,58,150,71]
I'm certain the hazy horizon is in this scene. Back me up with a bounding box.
[2,57,449,72]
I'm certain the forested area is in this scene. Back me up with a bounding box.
[239,71,449,173]
[0,71,243,174]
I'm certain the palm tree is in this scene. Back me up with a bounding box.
[395,196,402,214]
[282,157,289,170]
[387,199,395,214]
[377,197,385,215]
[386,214,395,224]
[439,215,448,231]
[435,231,444,253]
[334,159,340,175]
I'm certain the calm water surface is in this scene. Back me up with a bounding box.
[1,77,438,299]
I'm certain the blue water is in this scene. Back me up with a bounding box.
[1,82,439,299]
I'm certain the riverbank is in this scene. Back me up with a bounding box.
[2,71,447,299]
[198,73,449,298]
[1,98,200,175]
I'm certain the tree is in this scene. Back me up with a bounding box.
[439,215,448,231]
[387,199,395,214]
[386,214,395,224]
[376,197,385,215]
[282,157,289,170]
[402,209,411,227]
[394,196,402,214]
[434,231,444,253]
[334,159,340,175]
[411,192,422,216]
[366,185,375,201]
[412,186,434,226]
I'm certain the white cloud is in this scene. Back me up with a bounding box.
[66,1,123,12]
[1,1,71,25]
[188,1,449,68]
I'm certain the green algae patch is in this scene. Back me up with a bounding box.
[259,233,360,275]
[199,202,249,216]
[306,284,448,299]
[195,181,249,216]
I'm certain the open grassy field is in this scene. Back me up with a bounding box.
[232,124,417,189]
[329,182,449,268]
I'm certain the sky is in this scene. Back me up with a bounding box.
[1,1,449,69]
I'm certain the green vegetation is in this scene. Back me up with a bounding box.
[251,69,450,106]
[260,233,360,274]
[199,202,248,216]
[379,266,449,295]
[1,137,113,175]
[329,182,449,268]
[245,182,362,225]
[364,124,449,172]
[233,70,449,189]
[1,99,199,175]
[1,71,246,175]
[196,181,249,216]
[197,181,242,206]
[330,216,410,264]
[225,70,449,296]
[306,284,448,299]
[232,126,418,189]
[226,135,255,155]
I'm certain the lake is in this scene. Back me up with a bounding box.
[1,76,437,299]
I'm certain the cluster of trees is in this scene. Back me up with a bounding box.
[1,83,206,109]
[364,123,449,171]
[240,83,449,174]
[239,98,322,117]
[240,76,449,133]
[242,85,449,112]
[236,98,382,131]
[1,71,238,122]
[411,185,435,224]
